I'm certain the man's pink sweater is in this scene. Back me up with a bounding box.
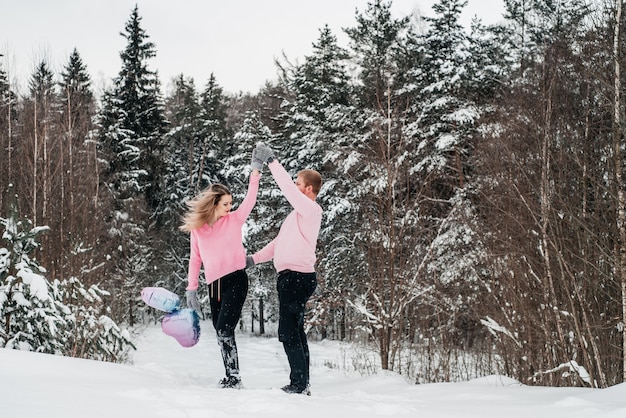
[252,161,322,273]
[186,174,260,290]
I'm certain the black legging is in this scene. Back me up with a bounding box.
[209,269,249,333]
[209,269,249,377]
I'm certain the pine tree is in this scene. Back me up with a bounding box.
[162,75,203,220]
[61,276,135,362]
[283,25,352,169]
[60,49,93,102]
[199,73,231,186]
[100,5,168,211]
[390,0,501,371]
[344,0,410,107]
[163,72,230,200]
[1,185,134,361]
[0,185,66,353]
[95,5,168,325]
[411,0,476,191]
[56,49,99,282]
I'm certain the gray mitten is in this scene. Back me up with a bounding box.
[186,289,200,312]
[251,147,263,171]
[255,142,275,164]
[245,255,255,269]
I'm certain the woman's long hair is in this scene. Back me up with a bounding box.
[179,184,231,232]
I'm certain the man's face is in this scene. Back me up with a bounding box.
[295,175,309,195]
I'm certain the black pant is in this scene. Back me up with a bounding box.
[277,270,317,389]
[209,269,249,377]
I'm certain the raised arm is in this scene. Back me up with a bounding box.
[254,143,318,216]
[267,160,318,216]
[232,170,260,222]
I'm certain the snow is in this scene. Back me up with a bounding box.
[16,266,50,302]
[2,322,626,418]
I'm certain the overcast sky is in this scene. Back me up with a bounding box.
[1,0,506,95]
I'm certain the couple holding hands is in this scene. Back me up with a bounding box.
[180,142,322,395]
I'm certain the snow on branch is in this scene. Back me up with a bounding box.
[16,263,50,302]
[347,296,383,329]
[480,316,521,347]
[530,360,593,387]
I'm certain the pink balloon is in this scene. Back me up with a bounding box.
[141,287,180,313]
[161,308,201,347]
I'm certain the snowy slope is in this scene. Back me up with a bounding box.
[2,321,626,417]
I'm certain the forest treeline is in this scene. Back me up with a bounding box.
[2,0,626,388]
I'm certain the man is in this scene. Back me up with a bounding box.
[247,142,322,395]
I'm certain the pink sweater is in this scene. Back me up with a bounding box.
[186,174,260,290]
[252,160,322,273]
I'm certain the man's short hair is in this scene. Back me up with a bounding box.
[298,169,322,195]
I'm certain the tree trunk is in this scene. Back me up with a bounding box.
[379,328,389,370]
[612,0,626,384]
[33,101,38,225]
[540,67,567,376]
[258,297,265,335]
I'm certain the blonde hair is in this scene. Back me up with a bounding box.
[298,169,322,195]
[179,184,231,232]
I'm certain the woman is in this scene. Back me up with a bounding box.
[180,166,260,389]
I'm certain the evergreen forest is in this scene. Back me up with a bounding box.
[2,0,626,388]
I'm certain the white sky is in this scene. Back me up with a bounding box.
[1,0,507,95]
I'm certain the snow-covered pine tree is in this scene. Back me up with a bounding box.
[229,112,276,242]
[282,25,351,169]
[1,185,134,361]
[199,73,231,186]
[163,75,203,206]
[95,5,168,325]
[463,16,510,104]
[411,0,477,190]
[112,5,168,214]
[0,185,67,353]
[60,276,135,362]
[380,0,503,374]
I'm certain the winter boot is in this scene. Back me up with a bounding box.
[219,375,242,389]
[282,341,309,392]
[281,383,311,396]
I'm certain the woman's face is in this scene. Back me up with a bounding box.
[215,194,233,219]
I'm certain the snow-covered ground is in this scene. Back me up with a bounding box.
[2,321,626,417]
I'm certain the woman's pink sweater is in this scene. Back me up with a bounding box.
[186,174,260,290]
